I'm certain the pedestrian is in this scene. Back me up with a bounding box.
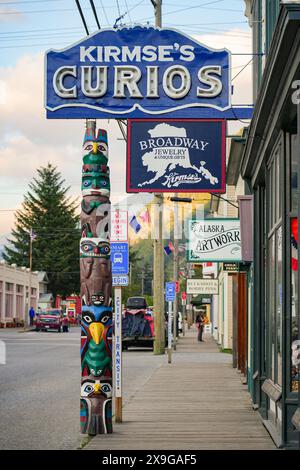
[29,306,35,327]
[196,313,205,342]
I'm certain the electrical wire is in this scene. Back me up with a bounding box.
[89,0,101,29]
[99,0,110,26]
[75,0,89,35]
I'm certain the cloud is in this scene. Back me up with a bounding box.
[0,27,252,234]
[0,0,25,23]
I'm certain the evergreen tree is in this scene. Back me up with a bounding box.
[3,163,80,297]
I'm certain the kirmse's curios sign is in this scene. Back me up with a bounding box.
[127,119,225,193]
[45,26,230,118]
[188,219,242,262]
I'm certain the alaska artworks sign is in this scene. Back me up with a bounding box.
[45,26,231,119]
[127,119,225,193]
[188,219,242,261]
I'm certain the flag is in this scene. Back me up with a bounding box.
[292,217,298,271]
[129,215,141,234]
[168,241,174,252]
[164,245,172,255]
[30,230,37,241]
[139,209,151,224]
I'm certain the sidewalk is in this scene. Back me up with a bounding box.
[85,328,275,450]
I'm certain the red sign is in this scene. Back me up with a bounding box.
[181,292,187,301]
[175,281,180,293]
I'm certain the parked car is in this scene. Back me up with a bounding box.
[122,297,154,349]
[35,308,63,332]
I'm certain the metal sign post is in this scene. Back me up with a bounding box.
[168,301,173,364]
[114,287,122,422]
[165,282,176,362]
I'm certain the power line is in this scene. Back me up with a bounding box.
[75,0,89,35]
[232,57,254,81]
[89,0,101,29]
[99,0,110,25]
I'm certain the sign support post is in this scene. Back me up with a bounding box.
[168,301,173,364]
[114,287,122,423]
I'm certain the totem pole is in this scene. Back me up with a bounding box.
[80,121,113,435]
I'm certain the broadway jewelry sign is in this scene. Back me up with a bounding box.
[188,219,242,261]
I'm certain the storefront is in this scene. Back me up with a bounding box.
[242,2,300,448]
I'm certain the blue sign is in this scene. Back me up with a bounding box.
[127,119,225,193]
[112,275,129,287]
[45,26,231,119]
[165,282,176,302]
[111,242,129,275]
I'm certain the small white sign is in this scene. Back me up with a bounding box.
[112,275,129,287]
[111,210,128,242]
[187,279,219,295]
[188,219,241,262]
[114,288,122,398]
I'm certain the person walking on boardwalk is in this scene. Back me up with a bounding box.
[196,313,205,342]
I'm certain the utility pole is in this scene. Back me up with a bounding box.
[24,230,33,330]
[153,195,165,354]
[151,0,162,27]
[152,0,165,355]
[173,200,179,350]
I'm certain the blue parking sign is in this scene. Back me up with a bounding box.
[165,282,176,301]
[111,242,129,275]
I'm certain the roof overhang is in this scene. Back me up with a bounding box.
[241,3,300,185]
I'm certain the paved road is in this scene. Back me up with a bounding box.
[0,328,164,450]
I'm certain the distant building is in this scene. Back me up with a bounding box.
[0,261,52,324]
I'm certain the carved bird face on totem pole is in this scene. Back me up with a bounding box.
[83,128,108,159]
[81,305,112,377]
[80,375,112,435]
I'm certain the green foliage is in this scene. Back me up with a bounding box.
[3,163,80,297]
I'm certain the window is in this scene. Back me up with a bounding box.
[267,138,282,386]
[290,133,299,393]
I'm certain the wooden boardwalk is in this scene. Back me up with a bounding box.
[85,329,275,450]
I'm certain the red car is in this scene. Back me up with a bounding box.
[35,308,63,332]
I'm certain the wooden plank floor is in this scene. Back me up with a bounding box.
[85,328,275,450]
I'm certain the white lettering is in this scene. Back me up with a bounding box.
[179,45,195,61]
[163,65,191,99]
[158,45,173,61]
[197,65,222,98]
[113,66,142,98]
[80,46,96,62]
[53,66,77,98]
[146,66,159,98]
[81,66,108,98]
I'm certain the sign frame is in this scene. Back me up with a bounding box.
[111,242,129,275]
[188,218,242,262]
[165,282,176,302]
[126,118,226,193]
[186,278,219,295]
[111,210,128,242]
[45,25,233,119]
[112,275,129,287]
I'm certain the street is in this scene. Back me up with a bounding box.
[0,328,164,450]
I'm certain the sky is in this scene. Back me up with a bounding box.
[0,0,252,245]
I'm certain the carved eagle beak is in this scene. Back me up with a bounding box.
[89,322,104,345]
[93,382,101,393]
[92,142,98,154]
